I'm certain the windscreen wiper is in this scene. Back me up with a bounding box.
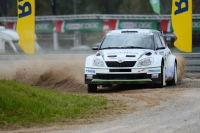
[100,47,121,50]
[120,46,145,49]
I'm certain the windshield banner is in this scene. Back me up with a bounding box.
[16,0,35,54]
[64,20,103,32]
[117,20,157,30]
[172,0,192,52]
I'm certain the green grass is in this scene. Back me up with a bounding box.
[0,80,109,129]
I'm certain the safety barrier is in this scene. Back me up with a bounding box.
[1,14,200,22]
[181,53,200,78]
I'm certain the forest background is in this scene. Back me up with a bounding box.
[0,0,200,16]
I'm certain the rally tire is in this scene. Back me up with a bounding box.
[167,62,178,86]
[155,62,165,88]
[88,84,97,93]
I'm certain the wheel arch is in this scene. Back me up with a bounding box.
[166,54,177,81]
[167,54,177,67]
[85,55,95,67]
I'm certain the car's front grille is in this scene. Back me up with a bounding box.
[109,69,131,72]
[106,61,136,67]
[96,74,146,79]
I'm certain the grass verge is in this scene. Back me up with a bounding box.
[0,79,111,130]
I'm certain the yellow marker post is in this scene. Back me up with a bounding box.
[16,0,35,54]
[172,0,192,52]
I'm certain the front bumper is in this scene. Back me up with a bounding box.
[85,73,161,84]
[85,66,162,84]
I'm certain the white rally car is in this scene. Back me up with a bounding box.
[85,29,178,93]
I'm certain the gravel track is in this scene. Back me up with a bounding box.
[43,78,200,133]
[2,78,200,133]
[1,54,200,133]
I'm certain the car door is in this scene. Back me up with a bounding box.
[159,34,171,61]
[154,33,169,67]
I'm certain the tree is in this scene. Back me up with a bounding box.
[119,0,154,14]
[4,0,16,16]
[193,0,200,14]
[160,0,172,14]
[35,0,52,15]
[2,0,200,17]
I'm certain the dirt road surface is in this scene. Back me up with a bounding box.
[1,54,200,133]
[38,79,200,133]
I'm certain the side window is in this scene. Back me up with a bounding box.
[154,34,163,48]
[159,35,166,47]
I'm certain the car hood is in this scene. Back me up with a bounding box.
[100,49,154,62]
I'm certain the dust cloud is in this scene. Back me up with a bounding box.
[174,53,185,82]
[0,56,87,93]
[0,54,185,92]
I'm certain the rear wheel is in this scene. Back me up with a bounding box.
[88,84,97,93]
[167,62,178,86]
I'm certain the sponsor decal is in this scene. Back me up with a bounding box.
[86,74,93,79]
[148,69,160,73]
[152,74,159,78]
[64,20,103,32]
[107,51,138,55]
[86,70,95,73]
[193,20,200,31]
[67,23,99,29]
[67,24,80,29]
[166,66,174,78]
[121,22,134,29]
[36,21,53,33]
[118,20,157,30]
[36,24,49,30]
[159,51,164,55]
[121,22,153,29]
[192,22,200,28]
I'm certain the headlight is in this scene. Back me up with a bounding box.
[137,57,153,67]
[93,58,105,67]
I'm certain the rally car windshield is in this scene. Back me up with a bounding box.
[100,34,154,50]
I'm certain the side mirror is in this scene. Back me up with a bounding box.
[92,47,98,50]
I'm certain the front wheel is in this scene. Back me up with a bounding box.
[167,62,178,86]
[88,84,97,93]
[155,63,166,88]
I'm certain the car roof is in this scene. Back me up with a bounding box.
[106,29,160,35]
